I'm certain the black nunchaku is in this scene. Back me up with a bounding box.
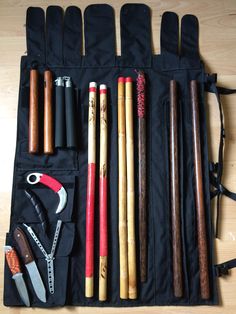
[55,77,77,149]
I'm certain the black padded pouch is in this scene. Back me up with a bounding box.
[4,3,236,308]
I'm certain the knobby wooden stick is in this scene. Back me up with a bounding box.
[99,84,108,301]
[85,82,97,298]
[170,80,183,297]
[44,70,54,154]
[29,69,39,154]
[190,80,210,300]
[125,77,137,299]
[118,77,128,299]
[137,71,147,283]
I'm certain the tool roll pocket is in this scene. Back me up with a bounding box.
[4,222,75,307]
[11,171,76,223]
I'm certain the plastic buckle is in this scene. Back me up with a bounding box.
[215,263,229,277]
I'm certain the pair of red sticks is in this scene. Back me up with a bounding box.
[85,82,108,301]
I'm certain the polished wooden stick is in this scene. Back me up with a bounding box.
[170,80,183,297]
[29,69,39,154]
[44,70,54,154]
[99,84,108,301]
[190,80,210,300]
[85,82,97,298]
[125,77,137,299]
[118,77,128,299]
[137,71,147,283]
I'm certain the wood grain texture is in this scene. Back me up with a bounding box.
[118,77,128,299]
[44,70,54,154]
[125,78,137,299]
[0,0,236,312]
[191,80,210,300]
[170,80,183,298]
[29,69,39,154]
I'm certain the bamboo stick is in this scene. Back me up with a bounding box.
[99,84,108,301]
[125,77,137,299]
[85,82,97,298]
[118,77,128,299]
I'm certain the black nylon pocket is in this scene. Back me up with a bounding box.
[12,172,76,223]
[4,222,75,307]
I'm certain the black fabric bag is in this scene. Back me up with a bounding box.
[4,4,236,308]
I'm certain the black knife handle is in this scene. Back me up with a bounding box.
[14,227,34,264]
[24,188,47,234]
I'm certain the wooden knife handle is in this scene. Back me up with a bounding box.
[13,227,34,265]
[29,69,39,154]
[44,70,54,154]
[4,246,21,275]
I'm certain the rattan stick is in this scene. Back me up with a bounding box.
[125,77,137,299]
[118,77,128,299]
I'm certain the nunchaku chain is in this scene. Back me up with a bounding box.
[23,220,62,294]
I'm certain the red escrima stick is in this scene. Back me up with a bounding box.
[85,82,97,298]
[99,84,108,301]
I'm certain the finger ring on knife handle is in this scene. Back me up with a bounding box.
[26,173,67,214]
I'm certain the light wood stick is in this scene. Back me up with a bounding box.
[99,84,108,301]
[85,82,97,298]
[118,77,128,299]
[125,77,137,299]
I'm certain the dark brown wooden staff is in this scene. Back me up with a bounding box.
[190,80,210,300]
[170,80,183,297]
[136,71,147,283]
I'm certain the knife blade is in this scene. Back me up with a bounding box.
[13,227,46,303]
[4,246,30,307]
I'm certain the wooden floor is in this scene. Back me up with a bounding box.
[0,0,236,313]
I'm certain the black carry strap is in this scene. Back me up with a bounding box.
[215,259,236,277]
[205,75,236,237]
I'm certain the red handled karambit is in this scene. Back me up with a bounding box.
[26,173,67,214]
